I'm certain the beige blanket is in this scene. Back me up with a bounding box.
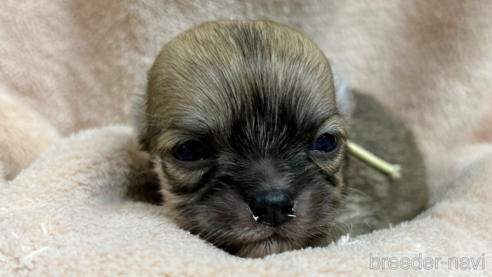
[1,1,492,276]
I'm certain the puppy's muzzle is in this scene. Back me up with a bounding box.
[248,189,296,227]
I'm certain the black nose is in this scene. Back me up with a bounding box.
[248,189,295,227]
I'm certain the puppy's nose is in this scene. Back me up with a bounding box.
[249,189,295,227]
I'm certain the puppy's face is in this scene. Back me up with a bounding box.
[138,21,347,258]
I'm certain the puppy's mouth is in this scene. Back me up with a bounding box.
[230,228,310,258]
[224,194,304,257]
[243,214,297,245]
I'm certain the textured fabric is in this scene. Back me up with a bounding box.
[1,1,492,276]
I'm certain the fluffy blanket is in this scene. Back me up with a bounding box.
[1,1,492,276]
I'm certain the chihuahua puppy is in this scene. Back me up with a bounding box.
[134,20,427,258]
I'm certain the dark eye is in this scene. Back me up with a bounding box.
[173,141,212,162]
[313,133,337,152]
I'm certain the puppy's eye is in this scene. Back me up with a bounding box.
[313,133,337,152]
[173,141,212,162]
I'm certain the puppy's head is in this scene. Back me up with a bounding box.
[136,20,349,258]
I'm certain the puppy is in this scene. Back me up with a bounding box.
[134,20,427,258]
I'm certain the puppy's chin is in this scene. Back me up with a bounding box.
[223,226,331,258]
[230,236,311,258]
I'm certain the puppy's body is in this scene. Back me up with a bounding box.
[135,20,427,258]
[334,91,427,239]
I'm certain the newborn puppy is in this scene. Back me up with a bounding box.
[134,20,427,258]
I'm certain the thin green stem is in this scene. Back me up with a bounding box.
[346,140,401,180]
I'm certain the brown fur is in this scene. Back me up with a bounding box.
[136,20,427,258]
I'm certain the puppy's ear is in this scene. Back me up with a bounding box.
[132,70,150,151]
[330,62,353,120]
